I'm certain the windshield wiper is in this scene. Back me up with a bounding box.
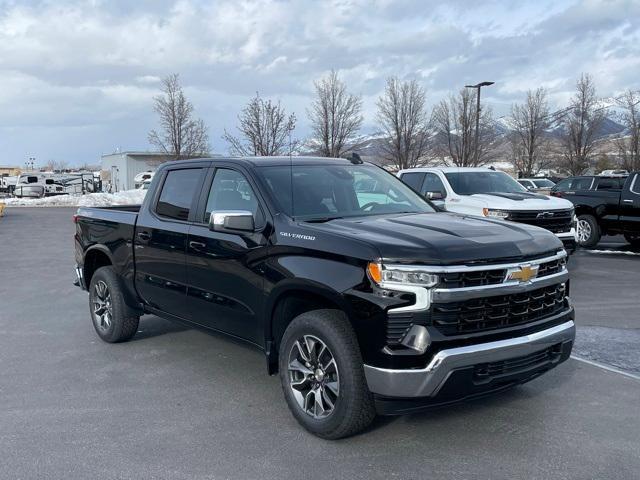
[303,216,343,223]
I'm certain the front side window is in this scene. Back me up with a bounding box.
[553,179,571,191]
[421,173,447,197]
[399,172,425,192]
[571,177,594,190]
[155,168,203,221]
[257,164,434,220]
[204,169,263,224]
[444,171,527,195]
[533,179,555,188]
[630,174,640,195]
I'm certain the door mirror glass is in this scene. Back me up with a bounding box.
[209,211,255,233]
[426,191,444,200]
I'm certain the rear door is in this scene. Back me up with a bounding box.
[134,164,207,317]
[620,173,640,235]
[185,165,270,344]
[592,177,626,231]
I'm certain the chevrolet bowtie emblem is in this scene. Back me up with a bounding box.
[505,264,539,283]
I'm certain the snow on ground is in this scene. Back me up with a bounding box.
[2,189,146,207]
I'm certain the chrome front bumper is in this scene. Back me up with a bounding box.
[364,320,575,398]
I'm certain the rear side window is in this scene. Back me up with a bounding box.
[156,168,203,221]
[596,178,622,190]
[400,172,425,192]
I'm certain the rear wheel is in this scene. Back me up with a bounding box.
[89,266,139,343]
[624,233,640,248]
[576,214,601,248]
[278,309,375,439]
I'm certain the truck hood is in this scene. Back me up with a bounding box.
[307,212,562,265]
[470,192,573,210]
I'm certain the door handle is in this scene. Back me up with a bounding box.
[189,240,206,250]
[623,199,634,203]
[137,231,151,241]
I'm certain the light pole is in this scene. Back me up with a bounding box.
[465,81,494,165]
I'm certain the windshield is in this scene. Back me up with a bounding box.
[445,171,528,195]
[533,179,555,188]
[257,164,435,220]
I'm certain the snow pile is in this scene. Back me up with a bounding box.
[3,189,147,207]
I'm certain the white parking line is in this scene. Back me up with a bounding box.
[586,249,640,256]
[571,355,640,381]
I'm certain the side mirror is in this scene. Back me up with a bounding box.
[209,210,255,233]
[426,191,444,200]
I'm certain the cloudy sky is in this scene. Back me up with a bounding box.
[0,0,639,166]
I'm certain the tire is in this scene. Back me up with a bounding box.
[576,214,601,248]
[278,309,375,439]
[88,266,139,343]
[624,233,640,248]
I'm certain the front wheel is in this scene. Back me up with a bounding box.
[576,214,601,248]
[278,310,375,439]
[89,266,140,343]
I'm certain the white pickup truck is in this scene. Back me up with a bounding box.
[398,167,577,252]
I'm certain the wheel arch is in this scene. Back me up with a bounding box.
[264,282,354,375]
[83,246,114,288]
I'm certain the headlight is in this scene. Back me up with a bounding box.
[367,262,439,287]
[483,208,510,219]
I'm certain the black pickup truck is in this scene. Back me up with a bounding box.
[74,156,575,439]
[550,172,640,247]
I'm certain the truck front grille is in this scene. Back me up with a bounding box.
[439,255,566,289]
[509,209,573,234]
[432,283,567,336]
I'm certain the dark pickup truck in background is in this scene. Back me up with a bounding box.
[74,156,575,439]
[551,172,640,247]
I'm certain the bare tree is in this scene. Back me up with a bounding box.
[431,88,498,167]
[44,160,68,172]
[376,77,430,170]
[307,71,363,157]
[148,74,210,159]
[615,89,640,172]
[509,88,552,177]
[223,93,296,156]
[558,74,606,175]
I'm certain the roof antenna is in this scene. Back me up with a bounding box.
[288,124,295,219]
[344,152,363,164]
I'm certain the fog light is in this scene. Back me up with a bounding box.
[400,325,431,354]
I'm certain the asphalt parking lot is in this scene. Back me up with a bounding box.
[1,207,639,480]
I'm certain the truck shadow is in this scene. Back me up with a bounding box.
[130,315,190,341]
[363,364,578,435]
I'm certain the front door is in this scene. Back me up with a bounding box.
[621,173,640,235]
[185,166,269,345]
[135,166,206,317]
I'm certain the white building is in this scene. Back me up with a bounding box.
[101,152,179,191]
